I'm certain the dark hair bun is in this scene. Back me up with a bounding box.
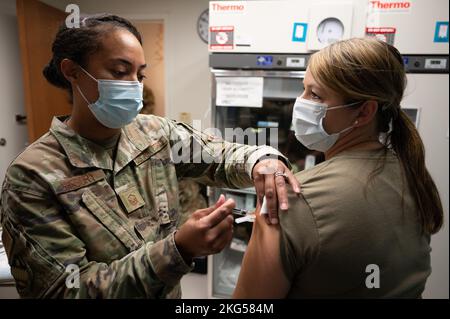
[43,14,142,98]
[42,58,70,89]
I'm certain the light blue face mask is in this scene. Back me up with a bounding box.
[76,67,144,129]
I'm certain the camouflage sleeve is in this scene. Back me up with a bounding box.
[157,118,289,188]
[0,173,191,299]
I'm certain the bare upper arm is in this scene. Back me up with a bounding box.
[233,211,291,299]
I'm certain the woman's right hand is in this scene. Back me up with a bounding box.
[174,194,235,263]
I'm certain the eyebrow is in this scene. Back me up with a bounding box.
[110,58,147,70]
[304,81,323,93]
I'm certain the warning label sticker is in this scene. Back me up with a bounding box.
[210,26,234,50]
[366,27,396,45]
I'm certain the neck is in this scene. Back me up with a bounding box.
[67,107,121,144]
[325,127,384,160]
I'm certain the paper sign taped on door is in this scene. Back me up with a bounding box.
[216,77,264,107]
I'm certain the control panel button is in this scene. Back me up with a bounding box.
[425,58,447,69]
[286,57,305,68]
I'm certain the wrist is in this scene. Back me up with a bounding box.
[174,230,194,264]
[251,155,289,178]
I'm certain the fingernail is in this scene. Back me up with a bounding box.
[281,203,288,210]
[270,218,278,225]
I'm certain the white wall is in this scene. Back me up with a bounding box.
[0,0,29,183]
[43,0,212,128]
[0,0,28,299]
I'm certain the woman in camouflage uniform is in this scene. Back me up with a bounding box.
[0,14,300,298]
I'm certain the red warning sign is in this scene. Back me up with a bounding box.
[210,26,234,50]
[366,27,396,45]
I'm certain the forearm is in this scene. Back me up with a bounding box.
[161,118,288,188]
[222,143,289,189]
[39,233,191,299]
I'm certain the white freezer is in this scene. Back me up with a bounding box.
[209,0,449,54]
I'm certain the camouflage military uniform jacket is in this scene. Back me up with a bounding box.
[0,115,286,298]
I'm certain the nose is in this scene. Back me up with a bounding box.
[129,74,139,82]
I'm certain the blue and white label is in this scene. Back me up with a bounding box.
[434,21,449,43]
[256,55,273,66]
[402,57,409,66]
[292,22,308,42]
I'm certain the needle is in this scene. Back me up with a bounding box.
[232,208,249,217]
[232,208,256,224]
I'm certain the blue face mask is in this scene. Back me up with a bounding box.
[76,67,143,129]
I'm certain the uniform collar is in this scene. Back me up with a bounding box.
[50,116,153,173]
[115,119,155,173]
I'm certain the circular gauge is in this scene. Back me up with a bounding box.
[317,18,344,45]
[197,9,209,44]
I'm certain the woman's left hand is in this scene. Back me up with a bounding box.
[252,159,301,224]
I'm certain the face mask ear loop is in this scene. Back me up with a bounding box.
[338,116,361,137]
[340,123,356,135]
[79,66,99,83]
[76,84,92,106]
[327,100,363,111]
[323,111,360,136]
[76,65,99,106]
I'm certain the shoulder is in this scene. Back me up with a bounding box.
[278,155,377,265]
[278,159,341,246]
[3,132,65,195]
[294,153,375,184]
[133,114,192,142]
[133,114,168,132]
[294,153,390,204]
[133,114,193,134]
[278,188,321,278]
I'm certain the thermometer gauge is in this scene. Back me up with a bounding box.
[317,17,345,44]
